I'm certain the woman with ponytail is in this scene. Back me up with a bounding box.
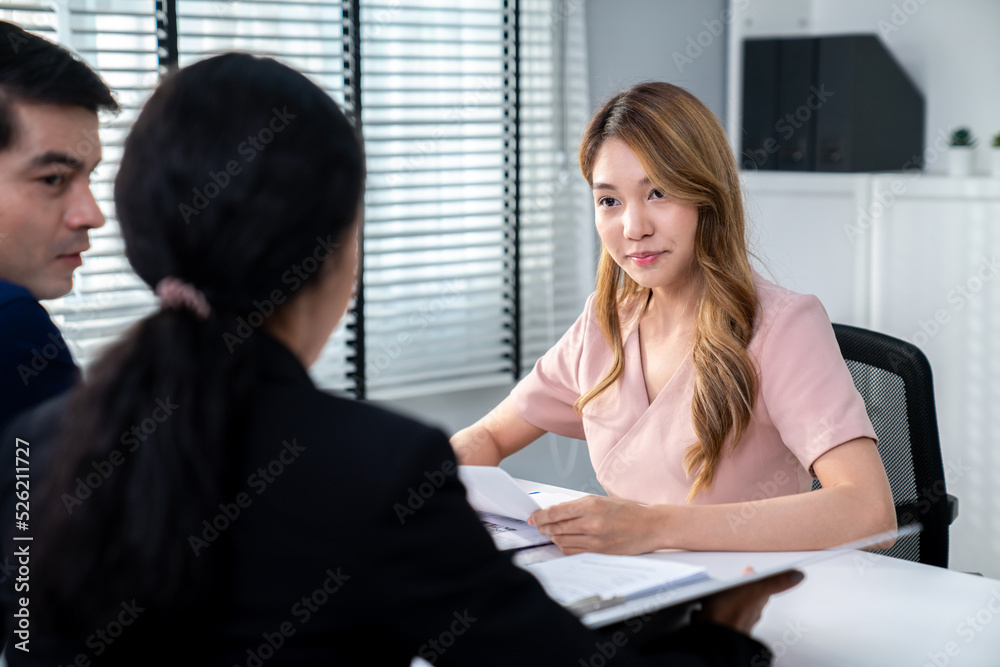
[454,82,895,556]
[0,57,801,665]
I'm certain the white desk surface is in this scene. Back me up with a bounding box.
[515,478,1000,667]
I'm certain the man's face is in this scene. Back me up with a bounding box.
[0,100,105,300]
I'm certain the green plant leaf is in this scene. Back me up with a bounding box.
[950,127,977,147]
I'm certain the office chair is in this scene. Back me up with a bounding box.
[818,323,958,568]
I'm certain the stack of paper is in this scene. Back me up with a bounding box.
[458,466,576,551]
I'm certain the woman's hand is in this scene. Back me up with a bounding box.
[528,495,667,555]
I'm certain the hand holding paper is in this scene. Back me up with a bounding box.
[458,465,541,520]
[458,466,577,551]
[529,493,661,556]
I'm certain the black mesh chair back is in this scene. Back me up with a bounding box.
[820,324,957,568]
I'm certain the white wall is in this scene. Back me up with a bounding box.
[586,0,728,115]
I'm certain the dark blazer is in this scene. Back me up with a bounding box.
[0,279,78,435]
[0,333,770,666]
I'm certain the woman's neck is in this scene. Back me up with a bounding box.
[643,274,701,335]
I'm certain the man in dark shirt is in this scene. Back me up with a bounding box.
[0,21,119,433]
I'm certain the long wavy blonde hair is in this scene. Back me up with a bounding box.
[574,82,759,501]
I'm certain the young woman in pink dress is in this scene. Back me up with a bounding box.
[452,82,896,556]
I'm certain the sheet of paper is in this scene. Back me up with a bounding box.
[458,466,541,521]
[528,491,578,509]
[522,553,708,607]
[478,512,551,551]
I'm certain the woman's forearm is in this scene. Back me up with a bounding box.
[450,397,547,466]
[650,482,896,552]
[450,426,503,466]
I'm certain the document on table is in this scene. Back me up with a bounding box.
[478,512,550,550]
[458,466,577,550]
[522,553,708,612]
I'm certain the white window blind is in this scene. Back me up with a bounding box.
[360,0,592,399]
[5,0,593,401]
[359,0,517,399]
[517,0,592,375]
[173,0,358,395]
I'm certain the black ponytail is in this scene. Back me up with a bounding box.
[35,310,258,628]
[32,53,364,631]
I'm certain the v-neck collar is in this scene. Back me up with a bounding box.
[630,322,693,408]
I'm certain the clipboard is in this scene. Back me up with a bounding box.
[571,523,922,628]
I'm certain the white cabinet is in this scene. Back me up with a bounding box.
[744,172,1000,578]
[868,176,1000,578]
[742,172,871,325]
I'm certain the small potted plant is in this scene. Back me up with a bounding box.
[992,133,1000,177]
[948,127,977,176]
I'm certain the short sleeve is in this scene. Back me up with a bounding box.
[756,294,877,474]
[507,294,597,440]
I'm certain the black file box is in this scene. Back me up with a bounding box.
[740,34,925,173]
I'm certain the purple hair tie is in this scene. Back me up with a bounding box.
[155,277,211,319]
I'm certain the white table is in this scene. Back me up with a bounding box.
[514,479,1000,667]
